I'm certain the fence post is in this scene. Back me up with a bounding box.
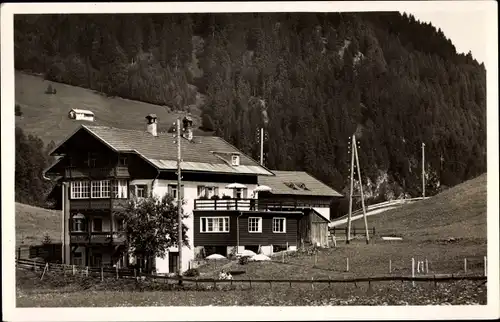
[72,264,75,275]
[311,277,314,290]
[282,251,285,263]
[314,253,317,267]
[101,266,104,281]
[134,269,137,278]
[86,266,89,277]
[286,241,289,250]
[33,259,37,272]
[389,259,392,274]
[425,258,429,274]
[249,278,252,289]
[411,258,415,287]
[372,227,375,236]
[346,258,349,272]
[116,265,119,279]
[464,258,467,274]
[17,247,21,260]
[484,256,487,277]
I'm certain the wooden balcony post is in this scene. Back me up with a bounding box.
[235,199,238,210]
[214,199,217,210]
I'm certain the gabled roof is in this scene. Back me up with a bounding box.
[70,109,94,115]
[258,170,343,197]
[49,125,274,176]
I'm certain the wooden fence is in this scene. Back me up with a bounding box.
[330,226,376,236]
[16,258,486,289]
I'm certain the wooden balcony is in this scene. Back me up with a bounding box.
[194,198,330,211]
[70,232,126,245]
[70,198,129,211]
[64,166,130,179]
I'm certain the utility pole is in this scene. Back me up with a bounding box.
[346,136,355,244]
[353,137,369,244]
[260,128,264,165]
[176,119,183,281]
[422,142,425,198]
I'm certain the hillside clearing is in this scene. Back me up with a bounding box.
[14,71,204,144]
[16,203,60,247]
[335,173,487,241]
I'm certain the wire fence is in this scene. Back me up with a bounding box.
[16,257,486,291]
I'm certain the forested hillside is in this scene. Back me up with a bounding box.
[14,12,487,205]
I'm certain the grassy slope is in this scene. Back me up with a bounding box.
[14,71,204,144]
[337,173,487,241]
[16,202,60,247]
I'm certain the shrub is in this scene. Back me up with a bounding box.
[238,256,249,265]
[41,233,52,245]
[210,195,220,200]
[45,84,54,94]
[183,268,200,277]
[15,104,23,116]
[221,194,231,200]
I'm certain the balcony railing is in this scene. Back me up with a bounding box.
[194,198,330,211]
[65,166,130,179]
[70,231,126,244]
[70,198,129,211]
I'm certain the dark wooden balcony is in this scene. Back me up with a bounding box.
[194,198,330,211]
[64,166,130,179]
[70,198,129,211]
[70,232,126,245]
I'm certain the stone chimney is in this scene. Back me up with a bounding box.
[145,114,158,137]
[182,114,193,141]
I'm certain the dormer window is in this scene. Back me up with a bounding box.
[119,156,128,166]
[231,154,240,166]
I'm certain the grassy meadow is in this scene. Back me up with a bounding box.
[15,71,204,144]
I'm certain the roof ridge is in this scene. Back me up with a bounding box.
[84,124,218,138]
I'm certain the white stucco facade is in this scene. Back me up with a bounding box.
[147,179,258,274]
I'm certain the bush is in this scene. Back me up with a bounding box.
[183,268,200,277]
[45,84,56,95]
[15,104,23,116]
[238,256,249,265]
[41,233,52,245]
[210,195,220,200]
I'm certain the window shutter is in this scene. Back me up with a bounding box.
[168,185,172,196]
[144,185,149,198]
[130,185,136,198]
[197,186,204,197]
[214,187,219,196]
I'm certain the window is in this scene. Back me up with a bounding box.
[136,185,147,198]
[273,218,286,233]
[72,252,83,266]
[91,253,102,267]
[116,219,125,231]
[119,156,127,166]
[231,154,240,166]
[200,217,230,233]
[93,218,103,232]
[197,185,219,198]
[70,181,90,199]
[91,180,110,198]
[72,214,85,232]
[112,180,128,198]
[168,184,184,200]
[84,152,98,168]
[248,217,262,233]
[233,188,247,199]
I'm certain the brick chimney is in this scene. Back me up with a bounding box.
[145,114,158,137]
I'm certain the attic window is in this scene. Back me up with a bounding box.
[297,183,309,191]
[231,154,240,166]
[284,182,299,190]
